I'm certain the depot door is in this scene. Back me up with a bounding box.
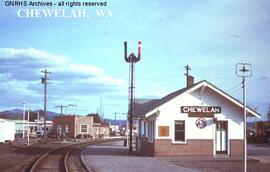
[216,121,228,154]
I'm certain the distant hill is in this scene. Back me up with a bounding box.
[106,119,127,126]
[0,109,59,121]
[0,110,23,120]
[33,109,59,120]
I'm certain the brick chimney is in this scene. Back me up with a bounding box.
[187,75,194,87]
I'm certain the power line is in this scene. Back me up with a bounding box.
[225,82,242,93]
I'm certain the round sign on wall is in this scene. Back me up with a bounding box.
[196,118,207,129]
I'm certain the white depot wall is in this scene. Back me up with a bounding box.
[191,87,244,139]
[154,86,244,140]
[155,91,215,140]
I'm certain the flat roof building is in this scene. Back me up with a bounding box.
[135,80,260,157]
[51,115,94,139]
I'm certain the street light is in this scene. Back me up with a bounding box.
[236,63,252,172]
[68,104,77,115]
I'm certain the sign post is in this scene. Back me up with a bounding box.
[236,63,252,172]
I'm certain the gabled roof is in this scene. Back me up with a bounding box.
[134,80,261,119]
[134,81,203,118]
[134,99,160,118]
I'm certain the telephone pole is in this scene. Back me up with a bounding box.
[236,63,252,172]
[113,112,119,135]
[22,102,26,139]
[41,69,51,138]
[56,105,68,141]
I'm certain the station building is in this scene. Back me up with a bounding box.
[135,78,260,157]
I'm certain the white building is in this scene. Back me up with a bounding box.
[0,118,15,142]
[135,80,260,156]
[13,119,53,136]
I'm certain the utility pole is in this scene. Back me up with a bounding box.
[56,105,68,141]
[121,112,128,147]
[41,69,51,139]
[124,41,141,154]
[113,112,119,135]
[22,102,26,139]
[27,109,30,146]
[236,63,252,172]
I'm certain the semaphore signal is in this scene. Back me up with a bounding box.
[124,41,141,155]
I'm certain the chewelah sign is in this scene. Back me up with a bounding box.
[181,106,221,117]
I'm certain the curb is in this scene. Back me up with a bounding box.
[81,149,95,172]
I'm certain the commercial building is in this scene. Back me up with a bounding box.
[135,79,260,157]
[14,119,53,137]
[51,115,94,139]
[93,123,110,138]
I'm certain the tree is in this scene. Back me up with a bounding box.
[87,113,102,123]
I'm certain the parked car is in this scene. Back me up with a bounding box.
[15,133,23,138]
[247,129,256,143]
[36,131,43,138]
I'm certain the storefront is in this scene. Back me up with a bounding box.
[135,80,260,157]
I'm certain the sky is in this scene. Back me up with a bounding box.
[0,0,269,120]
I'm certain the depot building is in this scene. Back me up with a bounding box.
[134,77,260,157]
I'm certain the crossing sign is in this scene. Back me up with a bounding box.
[236,63,252,77]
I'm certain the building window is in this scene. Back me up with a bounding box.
[145,121,148,137]
[140,120,144,136]
[148,120,155,142]
[175,120,185,142]
[57,124,61,134]
[65,124,69,133]
[81,124,88,133]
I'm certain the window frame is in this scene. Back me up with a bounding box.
[147,120,155,143]
[80,124,88,133]
[173,120,186,144]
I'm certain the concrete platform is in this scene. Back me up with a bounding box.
[81,140,200,172]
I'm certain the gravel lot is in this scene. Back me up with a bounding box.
[0,143,53,172]
[0,138,70,172]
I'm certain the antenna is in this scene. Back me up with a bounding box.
[184,65,191,76]
[124,41,142,155]
[184,65,193,87]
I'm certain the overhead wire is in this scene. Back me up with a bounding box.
[226,82,243,94]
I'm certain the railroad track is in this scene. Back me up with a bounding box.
[29,138,122,172]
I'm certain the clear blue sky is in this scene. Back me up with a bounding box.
[0,0,269,120]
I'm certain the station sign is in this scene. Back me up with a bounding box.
[181,106,221,117]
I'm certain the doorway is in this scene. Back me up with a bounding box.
[216,121,228,154]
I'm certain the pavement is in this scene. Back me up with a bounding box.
[248,144,270,164]
[81,141,270,172]
[81,140,200,172]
